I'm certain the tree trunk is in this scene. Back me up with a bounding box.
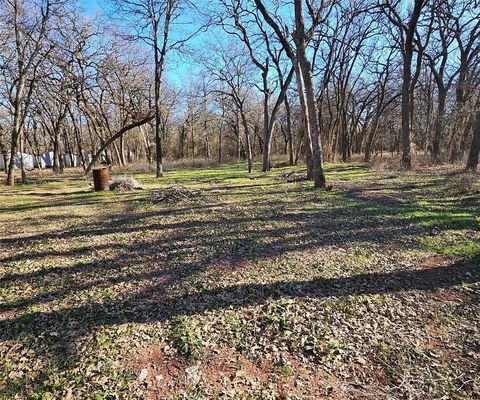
[261,70,271,172]
[401,0,424,170]
[432,87,446,161]
[119,134,126,166]
[113,141,122,167]
[294,0,326,188]
[154,45,164,177]
[284,97,294,166]
[5,149,16,181]
[235,111,241,161]
[401,51,413,170]
[140,125,153,164]
[239,111,253,173]
[85,113,154,175]
[449,65,466,162]
[341,109,349,162]
[364,117,380,163]
[19,129,26,183]
[218,120,223,164]
[52,129,63,174]
[466,110,480,171]
[6,78,26,186]
[204,119,211,159]
[293,59,313,179]
[73,115,86,171]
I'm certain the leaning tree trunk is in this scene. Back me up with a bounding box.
[119,135,126,166]
[85,113,155,175]
[140,125,153,164]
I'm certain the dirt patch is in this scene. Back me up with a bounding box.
[421,322,466,364]
[429,287,473,304]
[129,346,186,399]
[343,188,406,207]
[129,345,362,399]
[0,309,18,320]
[419,254,456,270]
[200,345,271,395]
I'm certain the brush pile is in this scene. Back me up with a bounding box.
[109,177,144,191]
[276,171,309,182]
[150,186,201,203]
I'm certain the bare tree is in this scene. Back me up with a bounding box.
[363,51,400,162]
[447,0,480,161]
[110,0,209,177]
[203,46,255,172]
[219,0,295,172]
[111,0,176,177]
[423,2,457,161]
[380,0,428,170]
[254,0,327,187]
[0,0,63,185]
[466,105,480,171]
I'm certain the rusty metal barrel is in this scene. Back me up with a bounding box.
[92,167,110,191]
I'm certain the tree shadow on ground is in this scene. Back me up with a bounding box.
[0,255,478,378]
[0,172,479,394]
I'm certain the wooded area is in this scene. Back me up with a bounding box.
[1,0,479,188]
[1,1,479,399]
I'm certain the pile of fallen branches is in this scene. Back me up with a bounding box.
[276,171,309,183]
[150,186,201,203]
[110,177,144,191]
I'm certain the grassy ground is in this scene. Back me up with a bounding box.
[0,162,479,400]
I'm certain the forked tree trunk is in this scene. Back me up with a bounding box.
[293,59,313,179]
[294,0,325,188]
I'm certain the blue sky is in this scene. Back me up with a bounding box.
[82,0,101,14]
[80,0,208,88]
